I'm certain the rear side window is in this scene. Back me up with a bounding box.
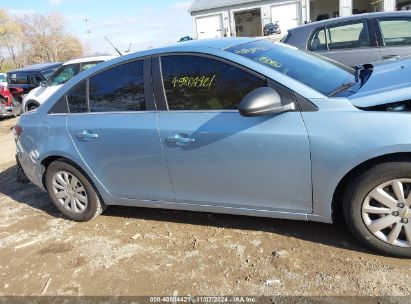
[161,55,266,111]
[67,81,88,113]
[327,21,370,50]
[8,73,29,85]
[80,61,99,72]
[88,60,145,112]
[379,18,411,46]
[309,28,327,51]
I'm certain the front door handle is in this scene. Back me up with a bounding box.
[77,130,99,139]
[166,134,195,145]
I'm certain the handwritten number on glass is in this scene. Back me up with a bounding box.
[172,75,216,90]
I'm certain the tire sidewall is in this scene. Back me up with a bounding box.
[45,160,101,222]
[344,162,411,258]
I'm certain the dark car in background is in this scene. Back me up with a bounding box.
[283,12,411,66]
[7,62,62,101]
[263,22,281,36]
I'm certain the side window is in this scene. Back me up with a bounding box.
[49,64,79,86]
[17,73,29,84]
[327,21,370,50]
[161,55,266,111]
[8,74,17,84]
[29,74,43,86]
[67,80,88,113]
[379,18,411,46]
[89,60,145,112]
[80,61,99,72]
[309,27,327,51]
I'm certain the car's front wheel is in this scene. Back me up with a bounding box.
[45,160,104,221]
[344,161,411,258]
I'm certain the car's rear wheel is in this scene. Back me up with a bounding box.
[45,160,104,221]
[344,161,411,258]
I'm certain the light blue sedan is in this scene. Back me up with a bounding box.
[14,38,411,257]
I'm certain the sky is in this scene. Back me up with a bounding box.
[3,0,193,54]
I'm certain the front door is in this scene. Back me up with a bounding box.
[66,59,173,201]
[155,55,312,213]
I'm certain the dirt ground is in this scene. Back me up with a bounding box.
[1,116,411,298]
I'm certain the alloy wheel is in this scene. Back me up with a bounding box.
[362,179,411,247]
[51,171,88,214]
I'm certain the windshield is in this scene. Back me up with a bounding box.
[226,40,357,97]
[48,64,79,86]
[42,67,59,80]
[0,74,6,82]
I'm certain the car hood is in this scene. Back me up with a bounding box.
[348,57,411,108]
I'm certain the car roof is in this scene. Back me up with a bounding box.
[62,54,118,65]
[8,62,63,73]
[168,37,256,50]
[289,11,411,32]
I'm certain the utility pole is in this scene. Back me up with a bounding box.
[83,17,92,55]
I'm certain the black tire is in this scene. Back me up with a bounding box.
[45,160,104,221]
[343,161,411,258]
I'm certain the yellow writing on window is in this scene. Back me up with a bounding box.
[259,57,282,68]
[172,75,216,90]
[235,47,268,55]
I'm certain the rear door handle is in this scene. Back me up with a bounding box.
[77,130,99,139]
[166,134,195,144]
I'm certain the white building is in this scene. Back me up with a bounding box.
[189,0,405,39]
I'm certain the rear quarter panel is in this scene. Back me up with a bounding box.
[17,112,111,201]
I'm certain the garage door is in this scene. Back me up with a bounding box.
[196,15,223,39]
[271,2,299,33]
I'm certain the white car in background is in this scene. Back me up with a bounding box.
[22,55,117,112]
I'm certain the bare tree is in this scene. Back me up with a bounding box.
[19,12,83,64]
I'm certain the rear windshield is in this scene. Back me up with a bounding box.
[226,39,356,96]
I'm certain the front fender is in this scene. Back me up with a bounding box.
[302,101,411,223]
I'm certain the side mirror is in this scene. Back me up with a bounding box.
[40,81,47,87]
[239,87,296,117]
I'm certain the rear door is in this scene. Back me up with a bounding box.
[153,54,312,213]
[66,58,174,201]
[309,19,380,66]
[376,16,411,60]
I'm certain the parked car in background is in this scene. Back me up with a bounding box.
[0,73,7,86]
[22,55,116,112]
[0,84,21,118]
[397,1,411,10]
[7,62,62,102]
[179,36,194,42]
[263,22,281,36]
[14,38,411,257]
[283,12,411,66]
